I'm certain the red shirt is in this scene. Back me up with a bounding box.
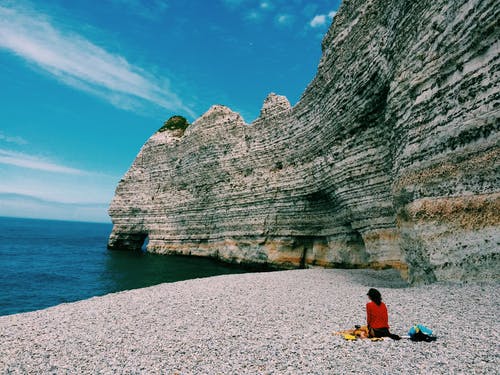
[366,301,389,329]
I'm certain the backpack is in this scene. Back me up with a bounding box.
[408,324,437,342]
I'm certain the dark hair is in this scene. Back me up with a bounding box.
[367,288,382,305]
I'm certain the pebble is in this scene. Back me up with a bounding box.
[0,269,498,374]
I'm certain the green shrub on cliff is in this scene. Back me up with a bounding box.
[158,115,189,132]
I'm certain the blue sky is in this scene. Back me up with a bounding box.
[0,0,341,223]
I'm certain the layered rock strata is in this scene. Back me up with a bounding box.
[108,0,499,284]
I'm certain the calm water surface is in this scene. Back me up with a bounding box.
[0,217,251,316]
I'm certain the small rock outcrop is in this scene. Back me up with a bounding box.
[108,0,499,284]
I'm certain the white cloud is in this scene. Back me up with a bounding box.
[0,148,88,175]
[260,1,272,10]
[0,3,196,118]
[276,14,294,27]
[309,14,326,28]
[309,10,336,28]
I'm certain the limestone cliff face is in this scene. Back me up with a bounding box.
[108,0,499,284]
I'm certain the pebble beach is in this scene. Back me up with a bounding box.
[1,268,498,374]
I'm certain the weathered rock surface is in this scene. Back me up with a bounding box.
[108,0,499,284]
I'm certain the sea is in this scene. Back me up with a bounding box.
[0,216,251,316]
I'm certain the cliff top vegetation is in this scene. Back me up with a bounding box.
[158,116,190,132]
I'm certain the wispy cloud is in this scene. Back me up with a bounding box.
[0,149,88,175]
[0,193,110,222]
[0,165,118,203]
[260,1,272,10]
[0,132,28,146]
[0,3,195,118]
[0,154,119,220]
[243,0,276,23]
[223,1,337,33]
[309,10,336,28]
[275,14,295,27]
[0,192,108,207]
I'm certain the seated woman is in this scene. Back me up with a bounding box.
[366,288,400,340]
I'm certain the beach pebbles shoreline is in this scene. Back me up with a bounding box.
[1,269,498,374]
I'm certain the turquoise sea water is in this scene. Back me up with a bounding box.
[0,217,251,316]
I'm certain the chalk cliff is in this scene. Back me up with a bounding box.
[108,0,499,284]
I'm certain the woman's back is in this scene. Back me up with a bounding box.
[366,300,389,329]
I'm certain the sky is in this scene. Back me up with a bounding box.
[0,0,341,223]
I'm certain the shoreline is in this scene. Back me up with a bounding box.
[1,269,498,373]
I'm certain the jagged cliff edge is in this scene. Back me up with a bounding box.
[108,0,499,284]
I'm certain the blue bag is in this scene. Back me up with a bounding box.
[408,324,436,342]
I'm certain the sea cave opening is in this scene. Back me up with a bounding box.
[140,234,149,253]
